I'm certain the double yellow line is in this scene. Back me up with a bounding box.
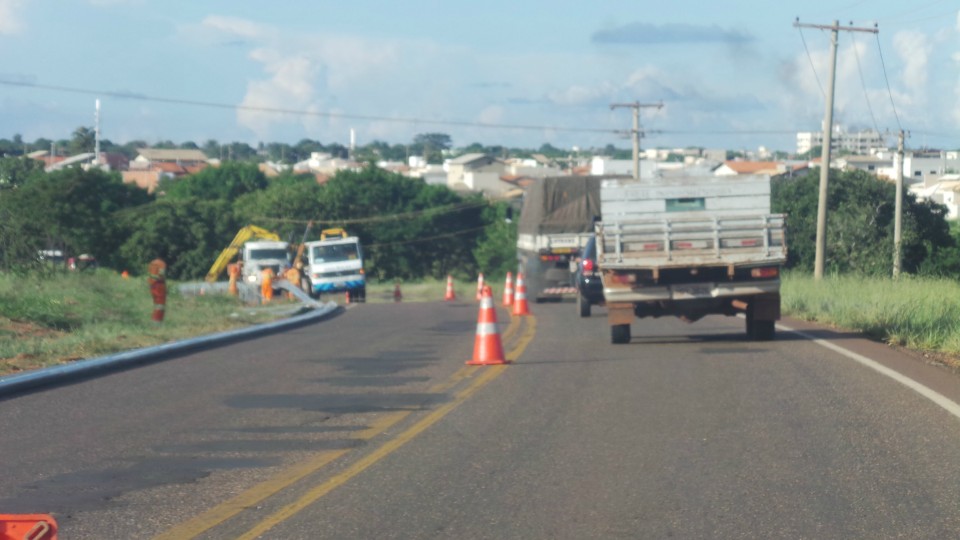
[155,313,536,540]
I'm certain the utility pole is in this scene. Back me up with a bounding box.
[893,129,905,278]
[794,19,878,280]
[610,101,663,181]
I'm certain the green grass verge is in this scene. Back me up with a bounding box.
[0,270,290,374]
[781,272,960,355]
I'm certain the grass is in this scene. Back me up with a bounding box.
[781,272,960,356]
[0,270,293,375]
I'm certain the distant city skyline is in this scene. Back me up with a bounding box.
[0,1,958,153]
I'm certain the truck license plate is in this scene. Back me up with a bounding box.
[674,285,712,298]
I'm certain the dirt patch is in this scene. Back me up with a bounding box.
[0,318,64,340]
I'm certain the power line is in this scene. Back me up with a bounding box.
[874,32,903,131]
[797,25,826,99]
[850,33,881,134]
[0,79,620,136]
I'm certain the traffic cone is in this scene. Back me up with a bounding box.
[0,514,58,539]
[345,291,351,304]
[512,272,531,316]
[467,285,508,365]
[476,273,485,301]
[393,281,403,302]
[502,271,514,307]
[444,275,456,301]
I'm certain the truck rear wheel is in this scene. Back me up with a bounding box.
[578,294,591,318]
[611,323,631,344]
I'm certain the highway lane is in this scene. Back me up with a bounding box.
[4,300,960,538]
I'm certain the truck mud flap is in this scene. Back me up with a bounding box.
[606,302,634,326]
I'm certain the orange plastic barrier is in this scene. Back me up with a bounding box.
[0,514,58,540]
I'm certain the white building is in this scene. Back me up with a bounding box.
[796,127,887,155]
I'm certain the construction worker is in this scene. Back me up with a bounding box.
[147,257,167,322]
[261,266,275,303]
[284,263,302,300]
[227,261,241,296]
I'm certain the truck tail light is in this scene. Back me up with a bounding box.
[582,259,595,272]
[750,267,779,278]
[609,272,636,284]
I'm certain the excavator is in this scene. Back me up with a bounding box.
[205,225,282,283]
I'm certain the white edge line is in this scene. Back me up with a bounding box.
[778,322,960,421]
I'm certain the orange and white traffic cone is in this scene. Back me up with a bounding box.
[476,273,485,301]
[467,285,508,365]
[345,291,351,304]
[0,514,58,539]
[502,271,514,307]
[512,272,531,316]
[444,275,456,301]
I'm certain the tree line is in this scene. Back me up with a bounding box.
[1,148,957,283]
[0,160,518,281]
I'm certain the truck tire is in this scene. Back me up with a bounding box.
[611,323,631,344]
[578,294,591,318]
[356,286,366,303]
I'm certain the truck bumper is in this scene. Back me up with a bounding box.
[311,279,365,294]
[603,279,781,303]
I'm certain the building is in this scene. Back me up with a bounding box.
[796,127,887,155]
[445,153,505,192]
[131,148,209,168]
[909,175,960,220]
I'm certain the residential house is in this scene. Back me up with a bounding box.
[445,153,506,195]
[589,156,657,178]
[714,160,808,179]
[292,152,361,176]
[124,148,210,193]
[909,175,960,220]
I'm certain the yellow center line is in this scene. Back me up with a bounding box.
[237,315,537,540]
[154,314,536,540]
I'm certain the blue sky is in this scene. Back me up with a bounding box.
[0,0,957,153]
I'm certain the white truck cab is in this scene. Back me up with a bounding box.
[242,240,290,286]
[303,230,365,301]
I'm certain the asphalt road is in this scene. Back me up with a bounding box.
[3,299,960,539]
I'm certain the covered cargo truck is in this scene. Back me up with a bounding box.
[517,175,623,302]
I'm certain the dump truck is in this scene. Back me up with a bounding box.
[302,228,366,301]
[516,175,623,302]
[595,173,787,344]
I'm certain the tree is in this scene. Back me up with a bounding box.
[0,156,44,188]
[68,127,96,155]
[116,198,238,280]
[163,162,268,201]
[772,168,958,276]
[412,133,452,164]
[0,168,152,269]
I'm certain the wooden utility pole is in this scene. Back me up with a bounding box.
[610,101,663,181]
[893,129,905,278]
[794,20,878,280]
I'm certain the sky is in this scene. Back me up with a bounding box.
[0,0,958,154]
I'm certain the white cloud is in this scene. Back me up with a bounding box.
[0,0,25,35]
[893,30,932,93]
[226,20,402,138]
[201,15,267,40]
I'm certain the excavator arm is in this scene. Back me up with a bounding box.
[205,225,281,282]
